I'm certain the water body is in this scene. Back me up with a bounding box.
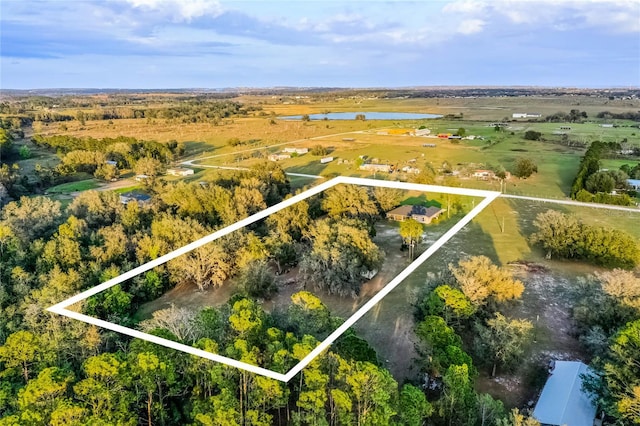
[279,112,442,120]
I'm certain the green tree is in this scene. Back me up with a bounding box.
[238,260,277,299]
[415,316,472,376]
[438,364,477,426]
[94,163,119,181]
[266,199,310,242]
[474,312,533,377]
[523,130,541,141]
[300,218,383,297]
[76,110,86,125]
[321,184,378,222]
[421,285,475,324]
[310,145,328,156]
[371,186,403,214]
[601,320,640,423]
[73,353,135,425]
[450,256,524,307]
[512,158,538,178]
[586,171,616,193]
[287,291,333,338]
[398,384,433,426]
[0,331,43,383]
[337,358,398,426]
[530,210,582,259]
[16,367,74,425]
[476,393,505,426]
[129,351,176,426]
[134,156,164,177]
[68,190,122,228]
[1,196,63,243]
[597,269,640,310]
[399,218,423,260]
[18,145,31,159]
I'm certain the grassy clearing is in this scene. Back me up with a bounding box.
[46,179,99,194]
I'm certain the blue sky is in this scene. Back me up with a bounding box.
[1,0,639,89]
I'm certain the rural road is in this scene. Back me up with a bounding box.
[500,194,640,213]
[182,162,640,213]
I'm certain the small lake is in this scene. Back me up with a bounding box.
[279,112,442,120]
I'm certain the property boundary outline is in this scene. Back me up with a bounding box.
[48,176,500,382]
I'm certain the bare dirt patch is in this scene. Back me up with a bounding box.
[475,262,590,408]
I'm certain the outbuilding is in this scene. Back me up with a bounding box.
[532,361,597,426]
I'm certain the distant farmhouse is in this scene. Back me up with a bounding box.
[320,156,334,164]
[387,205,444,224]
[166,167,194,177]
[282,147,309,154]
[268,153,291,162]
[512,113,542,118]
[401,166,420,174]
[533,361,598,426]
[119,191,151,206]
[473,169,495,180]
[414,128,431,136]
[359,163,392,173]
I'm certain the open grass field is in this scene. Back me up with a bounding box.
[45,178,99,194]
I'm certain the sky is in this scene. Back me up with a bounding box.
[1,0,639,89]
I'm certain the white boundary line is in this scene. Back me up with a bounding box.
[48,176,499,382]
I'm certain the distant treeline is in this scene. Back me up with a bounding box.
[596,111,640,121]
[571,141,635,206]
[0,99,262,124]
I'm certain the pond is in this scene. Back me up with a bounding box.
[279,112,442,120]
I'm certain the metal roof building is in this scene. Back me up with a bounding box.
[533,361,597,426]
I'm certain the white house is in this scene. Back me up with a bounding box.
[513,113,542,119]
[414,128,431,136]
[282,147,309,154]
[320,156,334,164]
[268,153,291,162]
[401,166,420,174]
[166,167,194,177]
[359,163,392,173]
[473,169,495,179]
[533,361,598,426]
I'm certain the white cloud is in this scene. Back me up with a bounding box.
[442,0,640,33]
[458,18,485,34]
[122,0,223,21]
[443,0,487,14]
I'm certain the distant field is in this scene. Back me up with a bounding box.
[20,94,640,204]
